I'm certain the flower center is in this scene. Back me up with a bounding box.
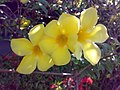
[56,34,68,47]
[33,45,42,56]
[78,30,90,42]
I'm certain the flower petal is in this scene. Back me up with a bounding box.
[11,38,33,56]
[52,47,71,66]
[67,34,78,52]
[90,24,109,43]
[74,42,82,59]
[16,54,36,74]
[82,42,101,65]
[45,20,60,38]
[80,7,98,30]
[28,24,44,45]
[39,36,58,54]
[59,13,80,35]
[37,54,54,71]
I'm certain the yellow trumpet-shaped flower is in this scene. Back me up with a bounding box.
[11,24,54,74]
[40,13,80,66]
[74,7,109,65]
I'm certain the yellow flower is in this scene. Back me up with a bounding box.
[74,7,109,65]
[20,17,30,30]
[40,13,80,66]
[11,24,54,74]
[20,0,29,4]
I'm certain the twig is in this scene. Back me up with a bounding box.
[0,4,16,18]
[101,52,120,60]
[0,68,73,76]
[74,64,92,78]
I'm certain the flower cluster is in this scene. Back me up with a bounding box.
[50,77,75,90]
[11,7,109,74]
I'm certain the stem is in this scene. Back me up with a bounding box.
[74,64,92,78]
[101,52,120,60]
[75,77,79,90]
[0,69,73,76]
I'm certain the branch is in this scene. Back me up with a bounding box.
[0,53,119,76]
[101,52,120,60]
[0,68,73,76]
[74,64,92,78]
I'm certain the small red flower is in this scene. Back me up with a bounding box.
[78,76,93,90]
[50,84,58,89]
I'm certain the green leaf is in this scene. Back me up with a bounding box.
[73,59,79,64]
[38,3,48,15]
[98,62,105,72]
[38,0,49,7]
[32,3,48,15]
[101,43,113,56]
[79,70,87,78]
[105,61,114,74]
[93,67,100,79]
[86,69,97,79]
